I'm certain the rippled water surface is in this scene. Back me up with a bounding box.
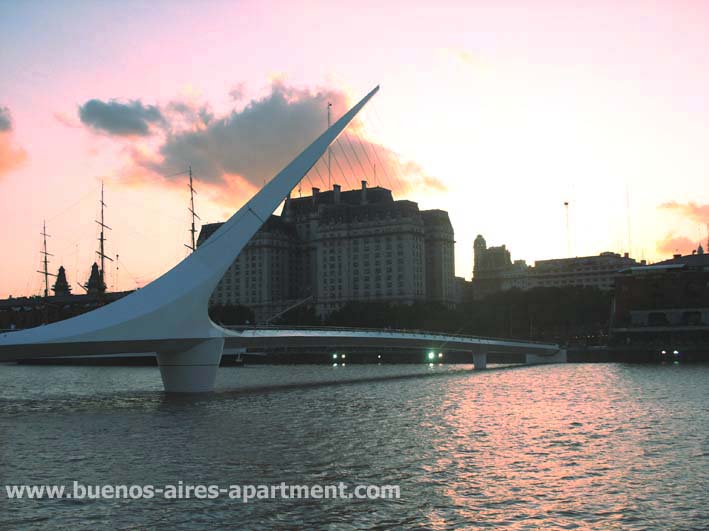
[1,362,707,530]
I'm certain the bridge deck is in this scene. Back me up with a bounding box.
[0,325,558,361]
[222,326,559,355]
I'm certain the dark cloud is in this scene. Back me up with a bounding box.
[79,99,164,136]
[0,106,12,131]
[141,82,347,185]
[165,100,213,129]
[129,82,445,202]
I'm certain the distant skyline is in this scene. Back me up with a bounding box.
[1,0,708,297]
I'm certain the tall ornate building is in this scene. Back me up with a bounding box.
[472,235,529,299]
[199,182,456,322]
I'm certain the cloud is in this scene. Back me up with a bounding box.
[164,100,213,130]
[421,174,447,192]
[659,201,709,224]
[53,111,82,128]
[78,99,164,137]
[0,106,12,131]
[656,201,708,256]
[656,234,702,256]
[0,106,27,177]
[123,81,445,205]
[0,135,27,176]
[138,82,349,186]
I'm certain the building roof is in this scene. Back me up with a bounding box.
[421,209,453,230]
[655,253,709,269]
[287,185,393,215]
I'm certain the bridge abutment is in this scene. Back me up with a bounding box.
[157,338,224,393]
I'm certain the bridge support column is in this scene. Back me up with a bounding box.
[156,338,224,393]
[525,348,567,365]
[472,351,487,370]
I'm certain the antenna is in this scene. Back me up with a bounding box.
[185,166,200,252]
[95,180,113,291]
[36,219,56,297]
[564,201,570,258]
[327,102,332,190]
[625,184,632,256]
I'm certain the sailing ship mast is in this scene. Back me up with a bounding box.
[36,220,56,297]
[95,180,112,290]
[185,166,200,252]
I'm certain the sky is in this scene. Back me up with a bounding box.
[1,0,708,297]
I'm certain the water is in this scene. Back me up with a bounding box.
[1,362,707,530]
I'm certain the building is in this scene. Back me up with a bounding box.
[532,252,639,290]
[453,276,473,305]
[199,182,456,322]
[610,248,709,356]
[472,234,640,299]
[422,210,456,304]
[472,235,530,299]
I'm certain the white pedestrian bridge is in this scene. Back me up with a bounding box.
[0,85,563,392]
[222,325,562,364]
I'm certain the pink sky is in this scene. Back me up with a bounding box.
[1,0,708,297]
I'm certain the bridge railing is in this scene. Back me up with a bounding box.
[221,324,557,346]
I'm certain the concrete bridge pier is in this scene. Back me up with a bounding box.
[156,338,224,393]
[472,348,488,370]
[525,348,567,365]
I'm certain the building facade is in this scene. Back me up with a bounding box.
[610,250,709,355]
[200,182,456,322]
[472,234,640,299]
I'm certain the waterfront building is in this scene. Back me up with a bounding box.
[610,249,709,354]
[532,252,639,290]
[198,182,456,322]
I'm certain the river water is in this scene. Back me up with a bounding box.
[0,362,707,530]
